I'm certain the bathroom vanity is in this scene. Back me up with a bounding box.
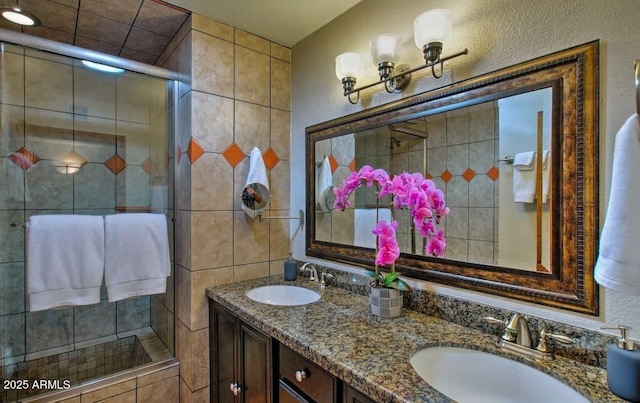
[207,274,620,402]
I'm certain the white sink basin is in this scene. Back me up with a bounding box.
[410,347,587,403]
[246,285,320,306]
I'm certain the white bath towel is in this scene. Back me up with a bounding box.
[242,147,270,219]
[594,114,640,294]
[316,156,333,212]
[513,151,537,203]
[541,150,551,203]
[104,213,171,302]
[26,214,105,311]
[354,208,392,248]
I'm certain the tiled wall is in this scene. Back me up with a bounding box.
[0,44,173,372]
[425,102,499,265]
[157,13,291,401]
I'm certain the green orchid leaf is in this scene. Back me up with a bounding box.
[364,270,383,283]
[390,278,411,291]
[383,272,401,286]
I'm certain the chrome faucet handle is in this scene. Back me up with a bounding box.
[320,271,333,289]
[536,329,575,353]
[483,316,506,325]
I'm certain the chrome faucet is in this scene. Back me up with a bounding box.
[484,313,574,362]
[504,313,532,348]
[301,263,319,282]
[320,271,333,290]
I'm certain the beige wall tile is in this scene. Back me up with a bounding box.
[191,386,210,403]
[116,75,151,124]
[25,108,73,161]
[233,211,269,265]
[25,57,72,113]
[55,396,81,403]
[191,91,233,153]
[269,160,290,210]
[190,328,209,390]
[1,51,24,106]
[0,104,24,156]
[271,43,291,62]
[190,267,233,330]
[175,210,191,269]
[270,109,290,161]
[191,211,233,270]
[74,66,116,119]
[116,120,150,165]
[177,92,192,153]
[234,262,270,282]
[94,390,136,403]
[269,259,287,277]
[234,46,269,106]
[176,319,192,388]
[234,101,270,152]
[137,365,180,387]
[191,152,233,211]
[80,379,136,403]
[176,265,191,332]
[137,376,179,403]
[192,31,234,97]
[269,211,291,261]
[176,155,191,211]
[192,13,233,42]
[271,58,291,111]
[235,30,270,54]
[179,377,192,403]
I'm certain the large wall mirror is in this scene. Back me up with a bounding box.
[305,41,599,314]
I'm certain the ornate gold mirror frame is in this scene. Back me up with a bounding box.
[305,41,599,314]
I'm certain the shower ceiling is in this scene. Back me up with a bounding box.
[0,0,190,65]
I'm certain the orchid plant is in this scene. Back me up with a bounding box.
[333,165,449,291]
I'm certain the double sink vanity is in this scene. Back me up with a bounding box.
[207,271,621,402]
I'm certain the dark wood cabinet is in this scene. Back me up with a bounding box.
[210,300,273,403]
[279,344,338,402]
[210,298,375,403]
[343,385,376,403]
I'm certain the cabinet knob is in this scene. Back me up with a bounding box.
[229,382,242,396]
[295,369,309,383]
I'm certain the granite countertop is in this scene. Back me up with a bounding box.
[206,275,620,402]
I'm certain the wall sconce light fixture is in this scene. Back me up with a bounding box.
[336,9,468,104]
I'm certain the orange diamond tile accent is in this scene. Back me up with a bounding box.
[440,170,452,183]
[223,143,245,168]
[328,154,339,174]
[263,147,280,171]
[141,158,152,175]
[486,166,500,181]
[187,137,205,164]
[176,146,182,165]
[104,154,127,175]
[349,159,356,172]
[10,146,40,170]
[462,168,476,182]
[425,173,433,179]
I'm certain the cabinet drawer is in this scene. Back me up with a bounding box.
[279,345,335,402]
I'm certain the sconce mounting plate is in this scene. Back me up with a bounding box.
[391,64,411,92]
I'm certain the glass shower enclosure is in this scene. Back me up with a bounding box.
[0,35,176,401]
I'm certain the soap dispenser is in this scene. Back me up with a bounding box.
[605,325,640,402]
[284,253,297,281]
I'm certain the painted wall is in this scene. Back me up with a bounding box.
[291,0,640,335]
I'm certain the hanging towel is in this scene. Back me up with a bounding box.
[354,208,392,248]
[242,147,270,219]
[513,151,536,203]
[26,214,105,311]
[316,156,333,212]
[541,150,551,203]
[104,213,171,302]
[594,114,640,293]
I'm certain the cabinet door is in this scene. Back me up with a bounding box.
[343,385,375,403]
[210,301,238,403]
[280,345,336,403]
[239,322,272,403]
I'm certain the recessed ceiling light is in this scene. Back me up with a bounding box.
[81,60,125,74]
[1,7,40,26]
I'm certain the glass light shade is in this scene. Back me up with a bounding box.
[2,9,37,26]
[335,52,364,81]
[370,34,401,65]
[413,9,452,49]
